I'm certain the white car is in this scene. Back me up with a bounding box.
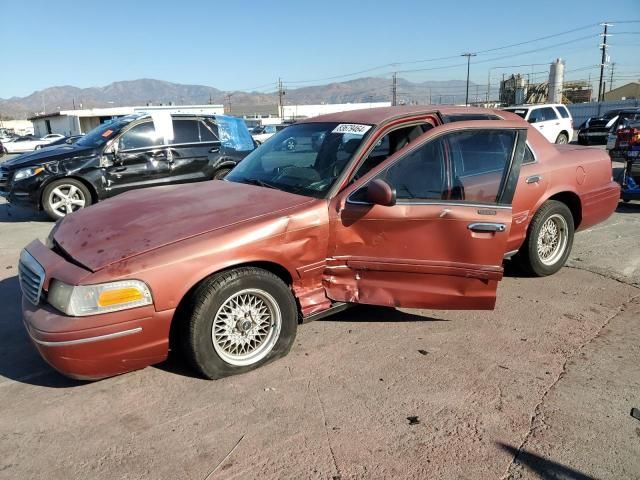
[3,135,53,153]
[503,104,574,144]
[251,124,288,144]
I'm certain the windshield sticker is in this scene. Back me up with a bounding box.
[101,129,113,137]
[331,124,372,135]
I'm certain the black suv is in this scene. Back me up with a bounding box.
[0,113,255,220]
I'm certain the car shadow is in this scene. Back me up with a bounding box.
[616,201,640,213]
[0,275,85,388]
[0,201,50,223]
[324,304,449,323]
[497,442,596,479]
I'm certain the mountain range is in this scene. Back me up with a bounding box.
[0,77,484,119]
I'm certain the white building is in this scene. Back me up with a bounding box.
[282,102,391,121]
[0,119,34,136]
[29,104,225,137]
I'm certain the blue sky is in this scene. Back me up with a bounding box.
[1,0,638,98]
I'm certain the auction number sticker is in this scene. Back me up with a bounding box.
[332,124,372,135]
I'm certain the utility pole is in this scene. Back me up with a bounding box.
[598,22,611,102]
[428,87,431,105]
[609,62,615,92]
[461,53,477,106]
[392,73,397,106]
[277,78,285,119]
[225,93,233,114]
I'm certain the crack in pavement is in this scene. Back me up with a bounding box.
[500,290,640,480]
[564,264,640,289]
[314,383,342,479]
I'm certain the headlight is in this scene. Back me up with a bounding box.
[13,166,44,181]
[47,279,153,316]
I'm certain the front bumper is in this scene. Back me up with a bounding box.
[21,240,174,380]
[23,300,174,380]
[0,172,45,209]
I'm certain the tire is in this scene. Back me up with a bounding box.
[578,137,589,146]
[515,200,574,277]
[555,132,569,144]
[42,178,92,220]
[182,267,298,380]
[213,168,231,180]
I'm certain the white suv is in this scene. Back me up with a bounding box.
[503,104,574,144]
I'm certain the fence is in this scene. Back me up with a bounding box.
[567,99,640,127]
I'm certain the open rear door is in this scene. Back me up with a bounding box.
[324,121,527,309]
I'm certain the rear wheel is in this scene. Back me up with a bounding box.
[182,267,297,379]
[555,132,569,144]
[42,178,92,220]
[515,200,574,276]
[213,168,231,180]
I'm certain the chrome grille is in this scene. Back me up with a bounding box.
[18,250,45,305]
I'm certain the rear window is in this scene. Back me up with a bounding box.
[504,109,528,119]
[556,106,570,119]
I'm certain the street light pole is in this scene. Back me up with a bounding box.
[461,53,477,106]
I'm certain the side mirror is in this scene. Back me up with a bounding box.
[366,179,396,207]
[527,118,536,124]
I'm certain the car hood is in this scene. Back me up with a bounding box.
[53,180,315,272]
[1,144,97,169]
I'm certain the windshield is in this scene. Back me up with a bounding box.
[76,116,137,148]
[226,122,372,198]
[603,110,620,120]
[503,108,528,119]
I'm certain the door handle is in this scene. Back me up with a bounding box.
[151,151,166,159]
[525,175,543,184]
[468,222,506,233]
[209,147,220,153]
[114,166,127,172]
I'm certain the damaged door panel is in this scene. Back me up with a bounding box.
[325,122,527,310]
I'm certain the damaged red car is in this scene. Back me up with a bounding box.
[20,106,619,380]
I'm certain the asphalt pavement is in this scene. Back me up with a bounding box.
[0,153,639,479]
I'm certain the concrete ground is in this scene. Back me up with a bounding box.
[0,154,639,479]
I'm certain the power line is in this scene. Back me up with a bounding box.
[283,24,600,85]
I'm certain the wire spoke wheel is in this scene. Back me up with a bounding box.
[537,213,568,266]
[211,288,281,366]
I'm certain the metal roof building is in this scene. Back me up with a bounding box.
[28,104,224,137]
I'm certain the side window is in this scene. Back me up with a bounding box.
[449,130,516,203]
[523,145,535,164]
[118,122,162,150]
[528,109,543,123]
[351,123,433,181]
[539,107,558,121]
[172,119,200,144]
[198,121,218,142]
[556,106,570,119]
[379,136,447,200]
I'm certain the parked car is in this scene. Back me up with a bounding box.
[251,124,289,144]
[503,104,574,144]
[3,135,53,153]
[19,105,619,380]
[606,108,640,160]
[34,135,84,149]
[0,114,254,219]
[577,109,623,145]
[0,139,4,157]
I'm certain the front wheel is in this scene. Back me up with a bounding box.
[42,178,92,220]
[182,267,298,379]
[515,200,574,276]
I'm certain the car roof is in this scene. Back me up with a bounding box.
[296,105,506,126]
